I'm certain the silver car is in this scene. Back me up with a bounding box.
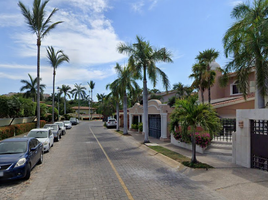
[106,118,117,128]
[54,122,67,135]
[63,121,72,129]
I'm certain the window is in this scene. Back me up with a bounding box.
[231,81,241,95]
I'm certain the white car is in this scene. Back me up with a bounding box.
[54,122,67,135]
[106,118,117,128]
[63,121,72,129]
[27,128,54,152]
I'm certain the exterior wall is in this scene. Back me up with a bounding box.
[0,117,35,127]
[200,70,255,102]
[216,100,254,118]
[234,109,268,168]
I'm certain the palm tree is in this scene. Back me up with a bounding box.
[223,0,268,108]
[106,84,121,131]
[47,46,69,123]
[20,73,46,102]
[87,81,95,120]
[57,85,72,115]
[117,36,173,142]
[71,83,87,119]
[18,0,62,127]
[195,49,219,104]
[107,63,140,134]
[169,95,221,163]
[189,62,207,104]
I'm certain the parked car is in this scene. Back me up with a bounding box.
[0,137,43,180]
[43,124,62,142]
[63,121,72,129]
[54,122,66,135]
[70,118,79,125]
[106,118,117,128]
[27,128,54,152]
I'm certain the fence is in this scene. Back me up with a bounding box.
[213,118,236,142]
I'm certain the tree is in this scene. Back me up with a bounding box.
[195,49,219,104]
[223,0,268,108]
[71,83,87,119]
[107,63,140,134]
[18,0,62,127]
[20,74,46,102]
[57,85,72,115]
[118,36,173,142]
[87,81,95,120]
[46,46,69,123]
[173,82,193,99]
[169,95,221,163]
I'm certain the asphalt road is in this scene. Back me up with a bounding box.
[0,121,225,200]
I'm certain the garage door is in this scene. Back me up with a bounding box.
[149,115,161,139]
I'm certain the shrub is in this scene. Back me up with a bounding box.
[131,124,138,129]
[173,131,212,148]
[138,123,143,132]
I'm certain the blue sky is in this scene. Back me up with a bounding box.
[0,0,247,101]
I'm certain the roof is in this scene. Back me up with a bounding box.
[71,106,96,110]
[211,93,255,108]
[1,137,32,142]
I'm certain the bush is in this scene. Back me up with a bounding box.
[138,123,143,132]
[173,131,211,148]
[131,124,138,129]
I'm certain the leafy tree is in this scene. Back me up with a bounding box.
[57,85,72,115]
[223,0,268,108]
[0,95,9,118]
[46,46,69,123]
[20,74,46,102]
[18,0,62,127]
[7,96,22,118]
[169,95,221,163]
[173,82,193,99]
[71,83,87,119]
[118,36,173,142]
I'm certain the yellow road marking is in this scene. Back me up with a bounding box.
[89,127,134,200]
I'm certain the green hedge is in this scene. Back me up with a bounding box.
[0,120,46,140]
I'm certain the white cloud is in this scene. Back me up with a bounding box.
[132,1,145,13]
[149,0,158,10]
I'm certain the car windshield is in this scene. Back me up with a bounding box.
[0,141,27,154]
[44,124,58,130]
[28,130,48,138]
[55,123,64,128]
[70,118,76,121]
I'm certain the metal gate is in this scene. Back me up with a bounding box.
[149,115,161,139]
[214,118,236,142]
[251,120,268,171]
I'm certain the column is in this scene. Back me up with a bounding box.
[129,114,132,130]
[160,113,168,140]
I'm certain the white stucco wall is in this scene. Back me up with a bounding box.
[234,109,268,168]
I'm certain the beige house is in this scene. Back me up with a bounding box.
[128,99,173,141]
[71,106,102,119]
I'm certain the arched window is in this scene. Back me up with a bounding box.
[230,81,241,95]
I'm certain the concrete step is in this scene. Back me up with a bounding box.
[209,142,232,150]
[204,147,232,156]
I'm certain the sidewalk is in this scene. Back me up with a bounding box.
[123,129,268,200]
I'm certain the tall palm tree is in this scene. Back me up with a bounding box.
[106,83,121,131]
[47,46,69,123]
[18,0,62,127]
[87,81,95,120]
[20,73,46,102]
[223,0,268,108]
[107,63,140,134]
[57,85,72,115]
[189,62,207,104]
[117,36,173,142]
[195,49,219,104]
[71,83,87,119]
[169,95,221,163]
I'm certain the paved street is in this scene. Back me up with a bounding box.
[0,121,225,200]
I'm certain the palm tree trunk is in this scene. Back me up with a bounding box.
[123,92,128,135]
[191,126,197,163]
[52,67,55,123]
[208,86,211,104]
[64,95,66,115]
[116,102,119,131]
[36,38,41,128]
[201,87,204,104]
[143,70,149,143]
[78,94,81,119]
[91,90,93,120]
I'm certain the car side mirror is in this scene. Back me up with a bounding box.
[30,147,37,151]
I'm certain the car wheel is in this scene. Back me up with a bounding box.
[47,145,50,153]
[38,151,43,164]
[56,135,59,142]
[24,163,31,180]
